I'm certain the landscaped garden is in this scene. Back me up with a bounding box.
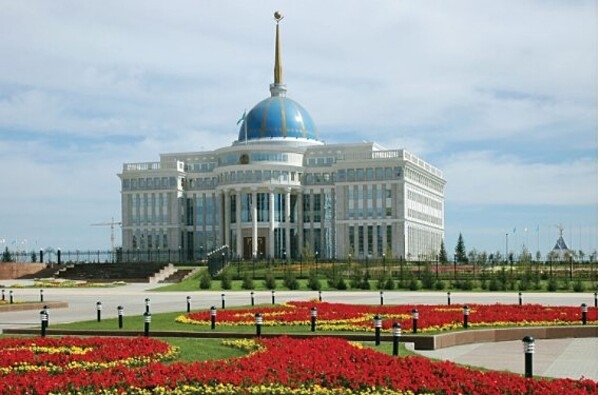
[176,300,597,332]
[1,299,597,394]
[0,335,597,394]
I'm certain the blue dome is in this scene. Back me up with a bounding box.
[238,96,318,142]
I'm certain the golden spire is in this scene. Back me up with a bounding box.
[274,11,284,85]
[270,11,287,97]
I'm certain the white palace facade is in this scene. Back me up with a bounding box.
[118,13,445,262]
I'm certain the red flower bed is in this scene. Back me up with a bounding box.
[179,301,597,332]
[0,336,596,394]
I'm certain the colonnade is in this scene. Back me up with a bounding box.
[222,187,299,259]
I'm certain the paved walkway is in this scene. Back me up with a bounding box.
[0,280,597,381]
[410,337,598,380]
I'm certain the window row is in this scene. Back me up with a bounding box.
[186,162,216,172]
[129,193,170,225]
[405,168,444,193]
[123,177,177,191]
[348,224,392,258]
[406,189,443,210]
[229,193,298,223]
[348,207,393,219]
[337,167,403,183]
[348,185,393,200]
[221,170,296,184]
[306,156,335,166]
[407,209,443,226]
[219,152,289,166]
[132,232,169,250]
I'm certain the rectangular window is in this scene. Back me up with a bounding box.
[303,194,311,222]
[367,225,373,256]
[387,225,392,255]
[241,193,251,222]
[347,169,355,182]
[230,195,237,223]
[358,225,364,256]
[356,169,364,181]
[313,194,321,223]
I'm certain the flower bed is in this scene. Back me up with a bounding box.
[176,301,597,332]
[0,336,596,394]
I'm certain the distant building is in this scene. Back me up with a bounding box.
[118,13,445,262]
[549,225,572,260]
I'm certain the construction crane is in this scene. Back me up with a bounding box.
[91,217,122,253]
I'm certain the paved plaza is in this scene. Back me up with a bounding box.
[0,280,597,380]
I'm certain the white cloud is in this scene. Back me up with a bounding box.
[441,151,598,205]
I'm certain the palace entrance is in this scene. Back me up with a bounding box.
[243,237,266,260]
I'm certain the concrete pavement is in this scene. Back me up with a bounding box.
[0,280,597,381]
[410,337,597,381]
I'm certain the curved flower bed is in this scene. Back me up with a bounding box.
[0,336,178,375]
[0,336,596,394]
[176,301,598,332]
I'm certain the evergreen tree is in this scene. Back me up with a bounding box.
[439,240,448,263]
[454,233,468,263]
[1,247,13,262]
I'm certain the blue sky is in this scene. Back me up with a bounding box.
[0,0,597,257]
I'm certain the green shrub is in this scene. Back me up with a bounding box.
[518,279,530,291]
[350,269,363,289]
[376,273,387,290]
[573,280,586,292]
[547,278,558,292]
[360,273,371,290]
[420,265,435,289]
[335,277,348,290]
[384,277,396,290]
[263,272,277,290]
[488,279,501,291]
[283,270,300,290]
[434,280,446,290]
[241,273,255,290]
[220,270,232,290]
[199,271,212,289]
[460,279,474,291]
[307,270,322,291]
[408,278,420,291]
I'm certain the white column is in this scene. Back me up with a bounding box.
[224,190,230,248]
[236,190,242,257]
[269,189,275,258]
[285,188,291,260]
[252,190,258,258]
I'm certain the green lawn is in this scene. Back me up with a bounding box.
[50,305,360,335]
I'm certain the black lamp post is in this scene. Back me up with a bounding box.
[96,301,102,322]
[210,306,217,330]
[117,305,124,329]
[373,314,382,346]
[522,336,535,378]
[310,307,317,332]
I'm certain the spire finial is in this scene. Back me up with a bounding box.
[270,11,287,97]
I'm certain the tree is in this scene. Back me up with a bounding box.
[439,240,448,263]
[454,233,468,264]
[1,247,13,262]
[467,249,477,264]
